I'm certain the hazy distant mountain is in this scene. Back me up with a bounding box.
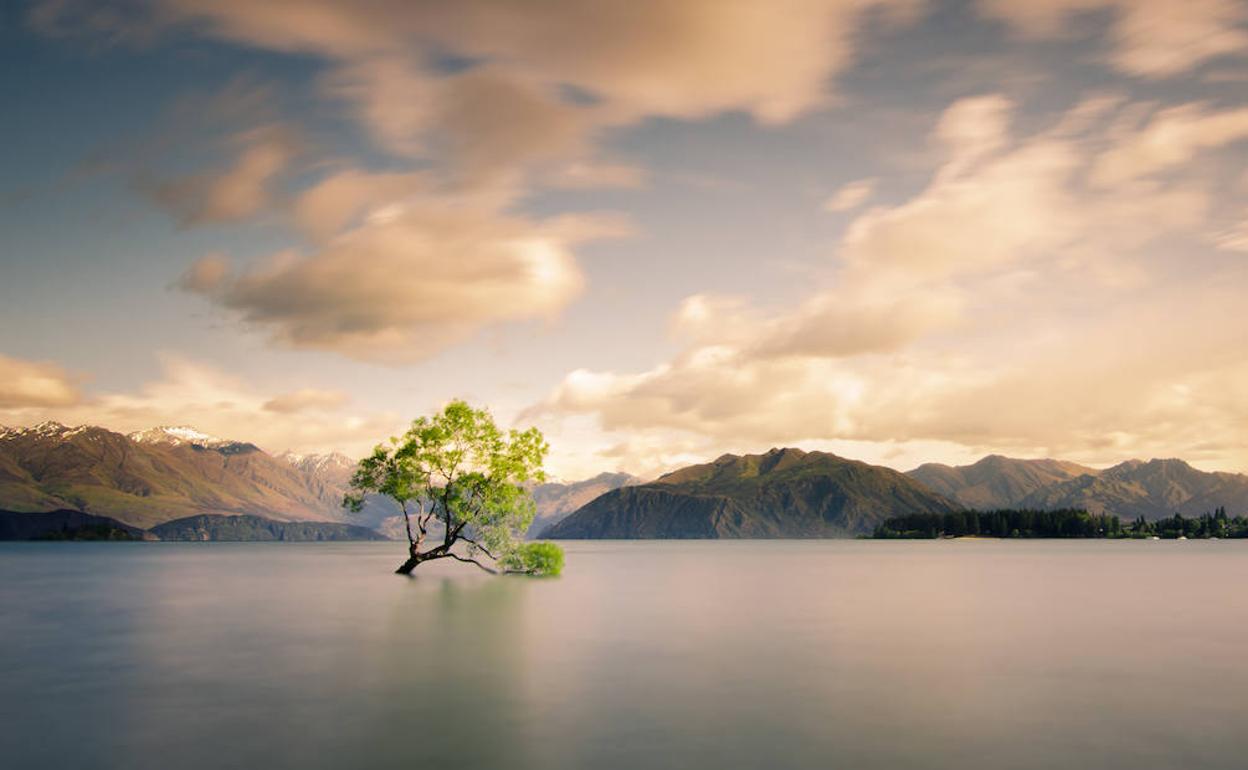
[527,472,639,537]
[907,455,1098,509]
[0,422,361,529]
[150,513,387,541]
[1017,458,1248,520]
[544,448,957,538]
[276,450,399,530]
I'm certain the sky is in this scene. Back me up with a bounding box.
[2,0,1248,480]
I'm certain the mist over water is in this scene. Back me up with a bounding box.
[2,540,1247,769]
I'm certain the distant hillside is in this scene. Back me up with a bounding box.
[527,472,639,537]
[544,448,957,538]
[0,509,148,541]
[1017,458,1248,520]
[907,455,1097,509]
[150,514,388,541]
[0,422,376,529]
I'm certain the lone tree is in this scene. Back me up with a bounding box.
[345,400,564,576]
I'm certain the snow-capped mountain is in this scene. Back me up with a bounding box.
[0,423,356,527]
[277,451,357,477]
[127,425,256,453]
[0,420,91,440]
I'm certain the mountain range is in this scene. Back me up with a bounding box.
[545,448,956,538]
[907,455,1098,509]
[906,455,1248,519]
[0,422,634,536]
[0,509,387,541]
[0,422,360,528]
[5,421,1248,539]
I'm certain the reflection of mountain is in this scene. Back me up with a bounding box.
[907,455,1097,509]
[0,422,378,529]
[545,448,957,538]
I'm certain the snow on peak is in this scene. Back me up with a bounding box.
[279,450,356,474]
[0,421,98,443]
[128,425,233,448]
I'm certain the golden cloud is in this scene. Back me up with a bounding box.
[180,200,628,362]
[0,354,81,409]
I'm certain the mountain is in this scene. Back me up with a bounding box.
[149,513,388,541]
[128,425,258,454]
[0,508,386,541]
[0,422,361,529]
[1017,458,1248,520]
[907,455,1098,509]
[0,509,148,540]
[527,472,639,537]
[543,448,957,538]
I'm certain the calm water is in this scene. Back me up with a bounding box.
[2,540,1247,769]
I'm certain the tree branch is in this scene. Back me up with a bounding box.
[457,534,497,560]
[399,500,415,549]
[447,553,499,574]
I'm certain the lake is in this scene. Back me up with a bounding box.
[2,540,1246,769]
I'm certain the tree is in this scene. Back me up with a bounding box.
[344,400,564,576]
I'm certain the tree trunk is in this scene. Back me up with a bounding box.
[396,540,422,574]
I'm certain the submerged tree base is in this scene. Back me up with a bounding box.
[394,541,564,577]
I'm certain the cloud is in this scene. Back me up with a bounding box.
[29,0,929,362]
[180,200,628,362]
[979,0,1248,78]
[1091,103,1248,187]
[547,161,647,190]
[0,354,81,409]
[37,0,924,188]
[140,124,301,226]
[150,0,917,121]
[320,57,435,158]
[262,388,350,413]
[1215,213,1248,252]
[291,169,427,242]
[0,355,400,457]
[823,178,876,212]
[839,95,1207,283]
[531,92,1248,474]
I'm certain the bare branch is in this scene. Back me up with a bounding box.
[457,534,497,560]
[448,553,499,574]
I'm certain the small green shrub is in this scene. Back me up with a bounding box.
[505,541,565,576]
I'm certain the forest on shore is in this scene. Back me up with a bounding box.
[872,508,1248,539]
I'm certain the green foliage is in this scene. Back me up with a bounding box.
[503,541,565,576]
[1126,508,1248,539]
[345,399,556,574]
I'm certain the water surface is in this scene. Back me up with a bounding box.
[2,540,1246,769]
